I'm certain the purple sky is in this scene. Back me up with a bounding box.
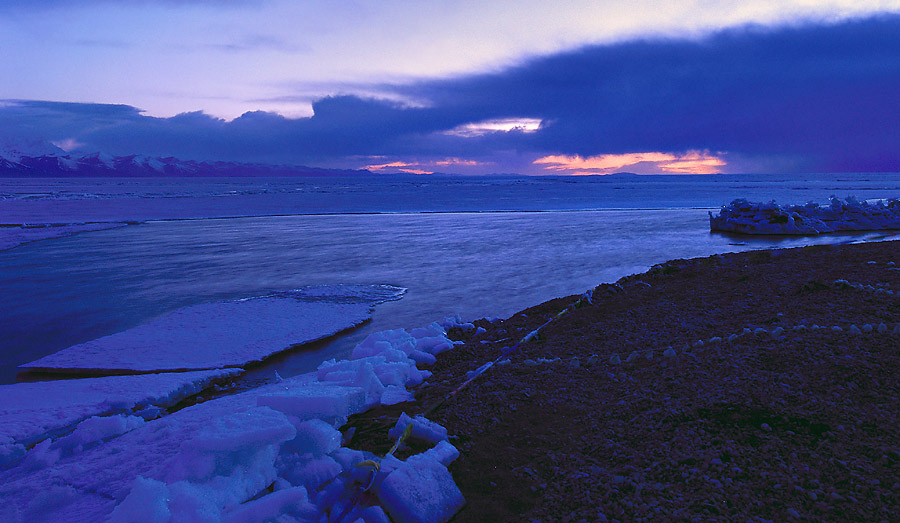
[2,1,900,174]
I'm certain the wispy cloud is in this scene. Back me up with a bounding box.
[362,161,432,175]
[205,34,307,54]
[72,38,134,48]
[444,118,542,137]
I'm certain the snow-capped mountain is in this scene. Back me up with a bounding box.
[0,138,68,164]
[0,147,368,178]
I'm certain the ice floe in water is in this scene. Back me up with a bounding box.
[1,317,465,522]
[709,196,900,235]
[19,284,405,374]
[0,369,241,470]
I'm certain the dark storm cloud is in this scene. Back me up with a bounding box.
[0,96,475,162]
[4,15,900,171]
[0,101,144,138]
[402,14,900,171]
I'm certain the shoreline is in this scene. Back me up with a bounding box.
[345,239,900,521]
[4,236,900,520]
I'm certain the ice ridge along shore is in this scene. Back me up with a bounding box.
[709,196,900,235]
[0,369,242,469]
[1,313,471,522]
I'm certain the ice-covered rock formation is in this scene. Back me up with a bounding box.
[709,196,900,235]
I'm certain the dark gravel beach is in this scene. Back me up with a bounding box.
[345,239,900,522]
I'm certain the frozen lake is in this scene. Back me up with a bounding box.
[3,200,898,384]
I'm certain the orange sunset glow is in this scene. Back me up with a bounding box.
[363,157,492,174]
[534,151,726,175]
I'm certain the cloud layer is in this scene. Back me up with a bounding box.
[3,15,900,173]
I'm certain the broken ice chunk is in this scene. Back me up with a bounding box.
[388,413,448,445]
[377,455,465,523]
[257,385,366,425]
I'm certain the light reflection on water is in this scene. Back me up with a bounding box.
[1,209,895,384]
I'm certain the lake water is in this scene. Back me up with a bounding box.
[2,173,900,384]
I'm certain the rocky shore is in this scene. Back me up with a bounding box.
[345,240,900,522]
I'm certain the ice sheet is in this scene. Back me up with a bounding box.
[0,369,241,450]
[19,294,384,373]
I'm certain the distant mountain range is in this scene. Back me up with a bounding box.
[0,142,370,177]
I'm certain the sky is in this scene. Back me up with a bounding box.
[2,1,900,175]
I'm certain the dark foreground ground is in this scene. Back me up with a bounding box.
[345,240,900,522]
